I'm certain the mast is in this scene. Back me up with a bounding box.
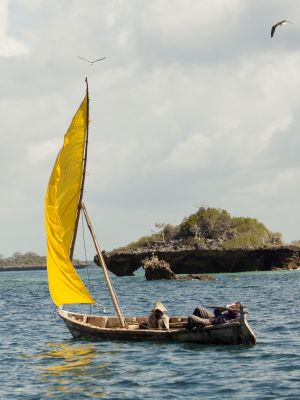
[68,78,127,327]
[70,77,90,260]
[81,202,127,328]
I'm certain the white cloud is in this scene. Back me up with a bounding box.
[161,134,212,171]
[0,0,29,57]
[140,0,244,47]
[1,0,300,257]
[25,140,61,163]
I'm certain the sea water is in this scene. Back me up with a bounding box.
[0,267,299,399]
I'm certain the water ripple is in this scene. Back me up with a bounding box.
[0,269,299,399]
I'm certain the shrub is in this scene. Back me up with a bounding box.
[178,207,233,240]
[118,207,283,251]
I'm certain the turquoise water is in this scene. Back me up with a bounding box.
[0,267,299,399]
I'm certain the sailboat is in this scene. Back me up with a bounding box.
[45,79,256,345]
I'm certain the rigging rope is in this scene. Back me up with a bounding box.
[81,211,92,315]
[80,210,107,315]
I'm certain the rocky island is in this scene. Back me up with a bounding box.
[102,245,300,276]
[0,252,87,272]
[141,254,216,281]
[101,207,300,276]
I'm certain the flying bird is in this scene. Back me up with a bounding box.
[271,20,293,38]
[77,56,106,65]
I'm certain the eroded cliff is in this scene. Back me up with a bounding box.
[102,246,300,276]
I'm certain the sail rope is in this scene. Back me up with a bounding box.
[80,211,92,314]
[81,212,90,283]
[80,210,107,314]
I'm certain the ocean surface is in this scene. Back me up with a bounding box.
[0,267,299,399]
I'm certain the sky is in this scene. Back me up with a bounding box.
[1,0,300,259]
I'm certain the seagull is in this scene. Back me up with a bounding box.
[77,56,106,65]
[271,20,293,38]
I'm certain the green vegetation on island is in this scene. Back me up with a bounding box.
[120,207,283,251]
[0,252,46,268]
[0,252,85,270]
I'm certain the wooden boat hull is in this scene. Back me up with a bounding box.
[58,309,256,345]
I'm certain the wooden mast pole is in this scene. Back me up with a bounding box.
[81,201,127,328]
[68,78,127,328]
[70,77,90,260]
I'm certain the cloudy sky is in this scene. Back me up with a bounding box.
[1,0,300,259]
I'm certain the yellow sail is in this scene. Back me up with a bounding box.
[45,94,94,306]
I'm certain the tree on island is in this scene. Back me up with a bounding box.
[0,251,85,269]
[121,207,283,251]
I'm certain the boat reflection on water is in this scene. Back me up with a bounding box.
[35,342,116,398]
[39,342,97,372]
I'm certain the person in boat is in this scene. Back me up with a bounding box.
[148,302,170,330]
[187,302,241,329]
